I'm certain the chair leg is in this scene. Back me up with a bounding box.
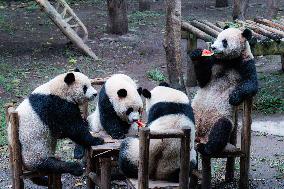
[201,157,211,189]
[8,145,15,189]
[53,174,62,189]
[48,174,53,189]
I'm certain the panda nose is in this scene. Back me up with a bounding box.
[211,47,216,51]
[132,118,139,122]
[93,94,97,97]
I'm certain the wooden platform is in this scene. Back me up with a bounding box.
[127,178,179,189]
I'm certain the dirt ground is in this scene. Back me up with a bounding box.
[0,0,283,188]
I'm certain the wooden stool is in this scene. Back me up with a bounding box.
[126,127,192,189]
[5,104,62,189]
[192,98,253,189]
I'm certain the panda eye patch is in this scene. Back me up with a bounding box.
[83,85,87,94]
[222,39,228,48]
[126,108,133,115]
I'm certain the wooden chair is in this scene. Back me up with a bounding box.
[191,98,253,189]
[5,103,62,189]
[126,127,192,189]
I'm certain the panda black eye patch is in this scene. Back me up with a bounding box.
[126,108,133,115]
[83,85,87,94]
[222,39,228,48]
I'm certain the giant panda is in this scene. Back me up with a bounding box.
[7,70,104,185]
[118,83,196,182]
[190,27,258,156]
[88,74,143,139]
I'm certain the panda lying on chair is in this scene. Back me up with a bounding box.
[190,27,258,156]
[8,70,104,185]
[118,83,196,182]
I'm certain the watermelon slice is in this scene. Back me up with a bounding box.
[136,120,145,128]
[202,49,214,56]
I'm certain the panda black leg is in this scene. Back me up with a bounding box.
[37,157,84,176]
[74,144,85,159]
[197,117,232,156]
[30,176,49,186]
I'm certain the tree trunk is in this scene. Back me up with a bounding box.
[139,0,151,11]
[164,0,186,92]
[267,0,278,19]
[232,0,249,20]
[107,0,128,35]
[216,0,228,8]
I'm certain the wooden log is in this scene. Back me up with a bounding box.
[225,106,238,181]
[8,145,15,189]
[179,128,191,189]
[199,20,223,32]
[91,78,107,85]
[10,111,24,189]
[186,32,198,87]
[254,18,284,31]
[232,0,249,20]
[201,157,211,189]
[216,0,228,8]
[281,54,284,72]
[100,158,111,189]
[246,20,284,39]
[216,21,266,40]
[52,174,62,189]
[139,0,151,11]
[86,148,96,189]
[182,21,215,42]
[190,20,219,38]
[237,20,281,41]
[35,0,98,59]
[149,129,184,139]
[239,98,253,189]
[164,0,186,92]
[107,0,128,35]
[138,128,150,189]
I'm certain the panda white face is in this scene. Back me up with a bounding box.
[63,72,97,104]
[105,74,143,124]
[211,28,247,60]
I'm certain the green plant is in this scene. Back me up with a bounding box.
[254,72,284,114]
[147,69,166,82]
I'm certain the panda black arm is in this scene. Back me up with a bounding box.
[64,120,104,147]
[190,49,215,88]
[229,59,258,106]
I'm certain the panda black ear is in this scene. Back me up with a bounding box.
[142,89,151,99]
[242,28,252,41]
[64,73,75,85]
[74,68,80,72]
[223,25,230,30]
[137,87,142,95]
[159,82,170,87]
[117,89,127,98]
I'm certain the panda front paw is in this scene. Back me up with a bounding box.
[190,49,203,61]
[69,162,84,176]
[93,137,104,145]
[196,143,209,156]
[229,92,242,106]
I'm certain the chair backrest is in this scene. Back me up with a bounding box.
[138,127,191,189]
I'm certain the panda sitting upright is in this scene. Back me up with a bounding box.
[8,70,104,185]
[119,83,196,182]
[88,74,143,139]
[190,27,258,156]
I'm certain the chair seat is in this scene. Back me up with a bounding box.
[127,178,179,189]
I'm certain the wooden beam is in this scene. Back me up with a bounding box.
[100,158,111,189]
[179,128,191,189]
[201,157,211,189]
[149,129,184,139]
[254,18,284,31]
[138,128,150,189]
[199,20,223,32]
[182,21,215,42]
[190,20,219,38]
[239,98,253,189]
[246,20,284,39]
